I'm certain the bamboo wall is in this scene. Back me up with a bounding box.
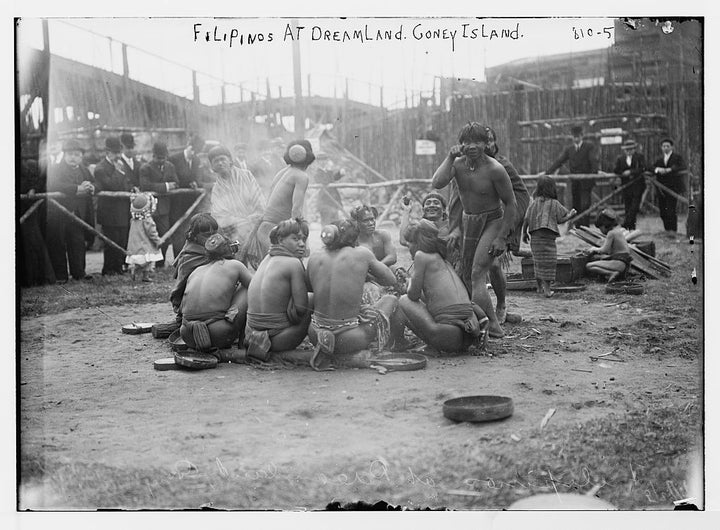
[339,81,703,184]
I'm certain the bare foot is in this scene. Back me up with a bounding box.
[496,304,507,324]
[487,323,505,338]
[544,290,555,298]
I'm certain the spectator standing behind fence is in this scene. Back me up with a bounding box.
[139,142,179,266]
[169,134,206,260]
[651,138,687,233]
[126,193,163,282]
[93,136,135,276]
[542,125,599,227]
[119,132,141,188]
[521,176,576,298]
[612,139,647,231]
[45,139,95,283]
[20,159,56,286]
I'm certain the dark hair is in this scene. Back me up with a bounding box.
[595,209,619,229]
[402,219,447,259]
[283,139,316,167]
[458,122,489,144]
[321,219,359,250]
[350,204,378,221]
[484,125,499,156]
[269,217,310,244]
[534,175,558,200]
[570,125,583,136]
[186,212,218,243]
[660,138,674,146]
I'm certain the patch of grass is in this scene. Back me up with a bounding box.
[19,268,176,317]
[20,404,700,510]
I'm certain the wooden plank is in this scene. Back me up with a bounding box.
[571,227,666,279]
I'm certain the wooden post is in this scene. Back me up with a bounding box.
[192,70,200,103]
[649,178,689,205]
[122,43,129,78]
[156,190,206,247]
[40,19,50,137]
[291,19,304,137]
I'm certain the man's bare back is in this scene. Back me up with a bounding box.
[308,245,394,320]
[248,254,307,315]
[265,166,309,221]
[182,260,251,316]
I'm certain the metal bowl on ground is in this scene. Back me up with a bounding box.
[371,352,427,371]
[121,322,155,334]
[167,329,189,352]
[442,395,514,423]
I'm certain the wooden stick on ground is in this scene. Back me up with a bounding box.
[19,198,45,225]
[156,189,206,247]
[47,198,128,255]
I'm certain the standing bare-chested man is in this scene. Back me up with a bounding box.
[306,220,400,370]
[245,218,312,361]
[251,140,314,260]
[432,122,517,338]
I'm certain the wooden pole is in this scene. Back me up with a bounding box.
[47,198,128,255]
[156,190,206,247]
[19,199,45,225]
[648,178,689,205]
[566,176,644,225]
[375,186,405,225]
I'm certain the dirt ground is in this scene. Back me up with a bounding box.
[17,215,703,510]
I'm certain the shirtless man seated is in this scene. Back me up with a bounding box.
[350,204,398,302]
[432,122,517,338]
[245,218,312,361]
[584,208,633,283]
[398,219,487,353]
[306,219,401,370]
[180,234,253,352]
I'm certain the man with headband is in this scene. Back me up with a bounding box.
[245,218,312,361]
[432,122,517,338]
[306,219,402,370]
[249,139,314,264]
[398,219,487,353]
[180,233,253,354]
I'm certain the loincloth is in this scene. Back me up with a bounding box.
[458,208,503,289]
[181,310,230,352]
[606,252,633,275]
[309,304,391,371]
[429,303,482,337]
[245,311,292,361]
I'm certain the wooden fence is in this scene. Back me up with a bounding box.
[337,81,703,202]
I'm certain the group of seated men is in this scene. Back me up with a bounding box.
[172,192,487,371]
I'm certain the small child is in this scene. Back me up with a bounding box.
[585,209,633,283]
[126,193,163,282]
[522,176,577,297]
